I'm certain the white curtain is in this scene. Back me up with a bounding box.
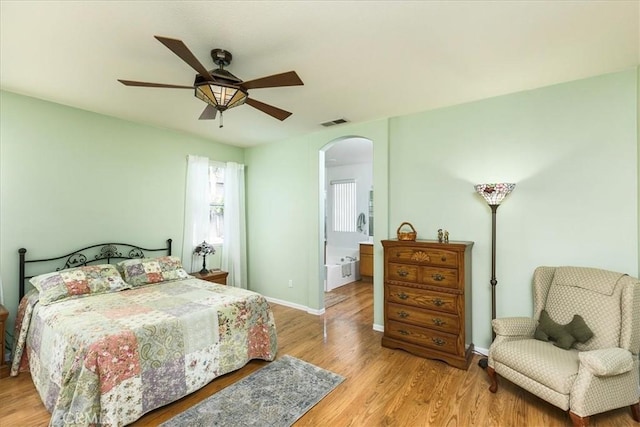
[222,162,247,288]
[181,155,211,273]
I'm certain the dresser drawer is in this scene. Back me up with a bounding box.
[386,284,458,315]
[387,247,458,268]
[387,262,418,282]
[420,267,458,290]
[387,302,459,334]
[386,320,458,355]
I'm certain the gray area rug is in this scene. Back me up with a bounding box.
[160,355,344,427]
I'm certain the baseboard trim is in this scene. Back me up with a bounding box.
[264,297,315,313]
[265,297,381,332]
[474,346,489,356]
[264,297,325,315]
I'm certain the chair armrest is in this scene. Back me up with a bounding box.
[578,348,633,377]
[492,317,536,337]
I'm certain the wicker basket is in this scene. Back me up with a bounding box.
[396,222,417,241]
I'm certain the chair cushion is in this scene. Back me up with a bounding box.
[491,339,579,394]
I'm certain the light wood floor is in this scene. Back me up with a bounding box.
[1,281,637,426]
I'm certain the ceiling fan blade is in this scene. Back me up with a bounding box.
[118,79,194,89]
[154,36,215,82]
[240,71,304,90]
[245,98,292,121]
[199,105,218,120]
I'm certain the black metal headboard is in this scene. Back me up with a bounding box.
[19,239,172,301]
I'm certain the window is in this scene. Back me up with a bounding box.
[208,165,225,244]
[331,179,357,232]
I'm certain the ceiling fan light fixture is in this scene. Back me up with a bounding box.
[195,83,247,110]
[119,36,303,127]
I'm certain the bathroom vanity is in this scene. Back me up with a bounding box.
[359,242,373,280]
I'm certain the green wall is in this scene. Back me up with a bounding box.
[389,69,638,350]
[245,68,638,352]
[244,121,389,327]
[1,68,638,355]
[0,90,244,334]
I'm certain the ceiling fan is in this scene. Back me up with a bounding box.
[118,36,304,128]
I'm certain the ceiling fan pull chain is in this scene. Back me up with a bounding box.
[219,111,223,128]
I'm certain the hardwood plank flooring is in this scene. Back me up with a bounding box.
[0,281,636,426]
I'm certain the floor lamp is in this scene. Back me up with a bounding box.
[474,183,515,369]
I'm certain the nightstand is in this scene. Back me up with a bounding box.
[0,304,9,379]
[191,269,228,285]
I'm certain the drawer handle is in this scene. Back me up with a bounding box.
[397,311,409,318]
[432,273,444,281]
[432,318,445,326]
[432,298,445,306]
[399,329,410,336]
[397,269,409,277]
[397,292,409,300]
[441,256,447,262]
[432,338,446,346]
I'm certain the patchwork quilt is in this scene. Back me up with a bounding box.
[11,278,278,426]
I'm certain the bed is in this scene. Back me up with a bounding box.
[11,239,278,426]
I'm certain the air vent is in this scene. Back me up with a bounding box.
[320,118,349,127]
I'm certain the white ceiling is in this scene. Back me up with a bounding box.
[1,1,638,148]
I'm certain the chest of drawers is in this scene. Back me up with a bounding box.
[381,239,474,369]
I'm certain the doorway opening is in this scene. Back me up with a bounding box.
[319,136,373,308]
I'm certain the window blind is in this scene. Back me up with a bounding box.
[331,179,357,232]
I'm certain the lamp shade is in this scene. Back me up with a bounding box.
[193,241,215,256]
[474,183,516,206]
[195,83,247,110]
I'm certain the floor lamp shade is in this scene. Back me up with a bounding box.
[475,183,515,369]
[474,183,516,206]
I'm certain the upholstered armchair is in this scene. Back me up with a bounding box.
[487,266,640,427]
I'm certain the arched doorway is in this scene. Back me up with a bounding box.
[319,136,373,308]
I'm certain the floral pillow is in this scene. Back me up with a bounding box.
[118,256,190,287]
[30,264,130,305]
